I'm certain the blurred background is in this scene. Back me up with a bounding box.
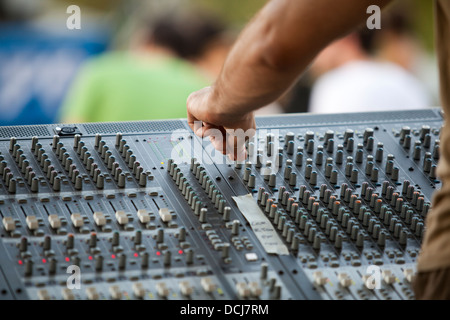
[0,0,439,126]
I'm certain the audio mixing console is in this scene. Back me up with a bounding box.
[0,108,443,300]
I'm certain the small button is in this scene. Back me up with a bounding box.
[245,253,258,262]
[351,259,361,267]
[330,261,340,268]
[86,287,99,300]
[3,217,15,231]
[71,213,84,227]
[26,216,39,230]
[137,209,150,223]
[93,212,106,226]
[179,281,193,296]
[313,271,327,286]
[109,285,122,300]
[60,127,76,134]
[158,208,172,222]
[382,270,396,284]
[374,259,383,265]
[403,268,414,283]
[236,282,250,298]
[48,214,61,229]
[249,282,262,297]
[115,210,129,225]
[61,288,75,300]
[362,274,375,290]
[132,282,145,299]
[338,273,352,287]
[37,289,50,300]
[156,282,169,297]
[201,277,216,293]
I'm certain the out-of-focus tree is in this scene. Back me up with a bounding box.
[191,0,263,27]
[410,0,434,52]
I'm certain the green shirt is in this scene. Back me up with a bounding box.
[59,52,209,123]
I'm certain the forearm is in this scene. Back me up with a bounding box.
[186,0,392,159]
[212,0,392,117]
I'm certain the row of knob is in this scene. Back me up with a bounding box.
[324,180,423,240]
[258,128,374,157]
[240,135,431,226]
[254,178,422,253]
[73,133,148,189]
[101,133,150,187]
[339,186,423,242]
[18,229,194,276]
[4,133,151,194]
[241,126,440,192]
[167,159,231,219]
[2,205,177,237]
[255,186,339,252]
[399,125,440,150]
[167,159,243,261]
[17,226,187,255]
[53,135,102,190]
[37,273,281,300]
[38,277,218,300]
[21,249,194,277]
[36,261,276,300]
[238,144,410,192]
[313,267,414,289]
[398,126,440,180]
[5,137,61,194]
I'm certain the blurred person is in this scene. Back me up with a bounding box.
[59,11,225,123]
[186,0,450,299]
[276,6,434,116]
[308,29,432,114]
[373,7,440,104]
[374,9,420,71]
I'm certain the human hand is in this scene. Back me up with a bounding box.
[187,86,256,161]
